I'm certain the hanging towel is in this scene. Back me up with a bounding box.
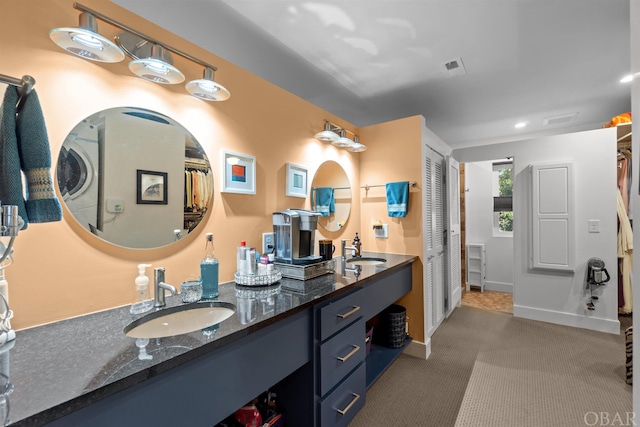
[386,181,409,217]
[315,187,335,217]
[0,86,28,227]
[15,88,62,224]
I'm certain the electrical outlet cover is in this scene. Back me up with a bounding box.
[262,232,275,254]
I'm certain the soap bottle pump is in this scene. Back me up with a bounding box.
[353,233,361,257]
[201,233,219,299]
[131,263,153,315]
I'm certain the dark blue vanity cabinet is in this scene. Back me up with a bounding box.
[31,257,413,427]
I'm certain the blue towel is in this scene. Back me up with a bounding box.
[386,181,409,217]
[16,88,62,224]
[0,86,28,227]
[315,187,335,217]
[0,86,62,228]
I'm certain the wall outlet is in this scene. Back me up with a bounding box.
[262,232,275,254]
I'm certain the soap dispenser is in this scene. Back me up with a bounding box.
[353,233,362,257]
[131,263,154,315]
[201,233,219,299]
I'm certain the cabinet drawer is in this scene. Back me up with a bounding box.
[319,289,363,341]
[319,362,366,427]
[320,318,365,396]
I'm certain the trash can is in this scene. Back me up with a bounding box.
[379,304,406,348]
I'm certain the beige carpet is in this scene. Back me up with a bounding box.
[349,306,631,427]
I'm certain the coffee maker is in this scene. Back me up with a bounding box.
[273,209,322,265]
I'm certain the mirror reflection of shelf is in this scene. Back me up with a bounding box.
[616,122,632,150]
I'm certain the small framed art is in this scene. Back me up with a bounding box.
[222,150,256,194]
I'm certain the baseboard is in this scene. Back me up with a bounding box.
[484,281,513,293]
[404,338,430,359]
[513,304,620,334]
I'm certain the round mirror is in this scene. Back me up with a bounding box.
[310,160,351,232]
[56,107,213,249]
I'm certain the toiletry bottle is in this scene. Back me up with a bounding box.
[131,263,153,314]
[353,233,361,257]
[237,241,247,275]
[201,233,219,299]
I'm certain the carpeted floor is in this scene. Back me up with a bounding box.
[348,306,631,427]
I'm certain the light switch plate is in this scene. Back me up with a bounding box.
[588,220,600,233]
[374,224,389,238]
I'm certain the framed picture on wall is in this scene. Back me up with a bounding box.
[285,163,308,198]
[137,170,168,204]
[222,150,256,194]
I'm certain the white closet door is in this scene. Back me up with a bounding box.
[530,162,575,271]
[446,156,461,316]
[424,145,446,336]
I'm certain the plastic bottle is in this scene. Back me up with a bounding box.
[131,263,153,314]
[201,233,219,299]
[237,241,247,275]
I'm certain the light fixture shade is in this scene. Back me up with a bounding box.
[314,121,339,142]
[186,67,231,101]
[128,44,185,84]
[49,12,125,62]
[333,130,353,148]
[346,135,367,152]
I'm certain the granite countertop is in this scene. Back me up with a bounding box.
[5,252,415,426]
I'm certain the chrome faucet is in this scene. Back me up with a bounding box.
[341,239,357,260]
[154,267,177,308]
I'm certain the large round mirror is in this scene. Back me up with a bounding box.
[310,160,351,232]
[56,107,213,249]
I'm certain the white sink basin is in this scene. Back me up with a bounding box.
[124,301,236,339]
[345,257,387,266]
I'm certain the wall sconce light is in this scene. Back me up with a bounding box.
[313,120,367,152]
[314,121,340,143]
[333,130,353,148]
[347,135,367,152]
[49,3,230,101]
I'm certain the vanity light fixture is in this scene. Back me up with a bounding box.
[185,67,231,101]
[50,3,230,100]
[49,12,125,63]
[314,121,340,142]
[333,130,354,148]
[313,120,366,152]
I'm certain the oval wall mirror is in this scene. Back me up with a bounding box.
[56,107,213,249]
[310,160,351,232]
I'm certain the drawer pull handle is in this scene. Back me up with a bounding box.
[337,306,360,319]
[337,392,361,415]
[337,344,360,362]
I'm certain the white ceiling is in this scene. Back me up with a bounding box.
[113,0,632,148]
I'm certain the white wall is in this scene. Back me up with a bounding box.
[454,127,619,334]
[465,161,514,292]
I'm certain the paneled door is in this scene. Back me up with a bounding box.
[446,156,461,316]
[423,145,446,336]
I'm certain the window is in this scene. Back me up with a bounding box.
[492,161,513,235]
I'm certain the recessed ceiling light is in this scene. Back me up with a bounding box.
[514,122,527,129]
[620,74,633,83]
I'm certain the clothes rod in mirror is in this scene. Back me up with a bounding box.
[49,3,230,101]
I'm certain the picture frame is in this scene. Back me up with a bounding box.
[285,163,308,198]
[137,169,168,204]
[222,150,256,194]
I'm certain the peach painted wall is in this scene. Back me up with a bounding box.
[359,116,425,343]
[1,0,363,329]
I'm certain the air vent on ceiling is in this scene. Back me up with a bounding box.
[442,57,466,76]
[542,112,578,126]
